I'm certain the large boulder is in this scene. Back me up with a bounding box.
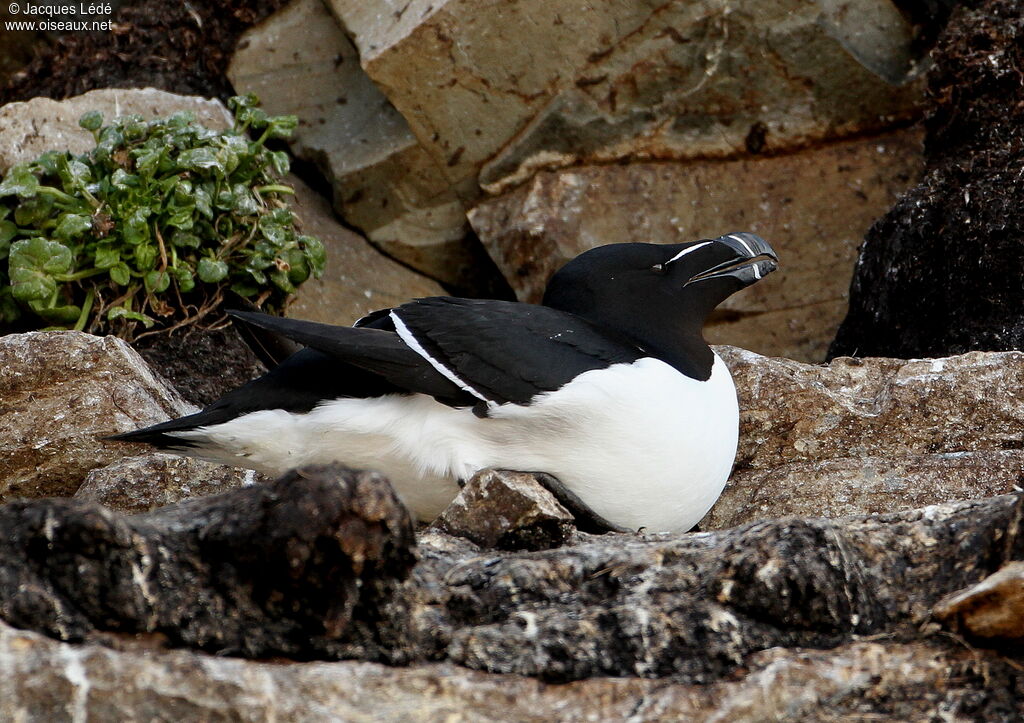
[329,0,925,201]
[0,624,1017,721]
[471,130,924,360]
[283,174,446,325]
[830,0,1024,358]
[227,0,492,292]
[1,484,1023,719]
[0,88,233,172]
[0,331,195,500]
[707,346,1024,528]
[0,465,416,658]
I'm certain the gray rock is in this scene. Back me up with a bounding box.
[76,454,269,514]
[0,464,416,658]
[282,173,446,326]
[0,88,233,173]
[0,331,195,500]
[470,129,925,361]
[429,469,575,550]
[705,346,1024,528]
[706,450,1024,530]
[722,347,1024,471]
[4,458,1024,692]
[228,0,479,290]
[0,625,1018,722]
[330,0,925,202]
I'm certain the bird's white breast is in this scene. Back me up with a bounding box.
[176,354,738,533]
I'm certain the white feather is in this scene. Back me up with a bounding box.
[170,354,738,533]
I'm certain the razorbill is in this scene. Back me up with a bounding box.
[110,233,778,533]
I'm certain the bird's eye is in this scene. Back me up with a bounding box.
[651,263,665,274]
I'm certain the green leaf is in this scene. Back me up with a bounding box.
[8,238,73,302]
[133,147,163,176]
[134,243,157,271]
[61,158,92,188]
[173,179,194,203]
[119,114,147,141]
[111,168,139,190]
[54,213,92,241]
[94,244,120,269]
[231,184,259,215]
[178,147,222,172]
[29,299,81,326]
[14,195,55,226]
[144,269,171,293]
[269,269,296,294]
[110,262,131,286]
[194,185,213,218]
[197,257,228,283]
[165,111,195,130]
[259,219,287,245]
[166,205,195,230]
[107,305,154,328]
[300,236,326,277]
[0,165,40,198]
[0,220,17,258]
[79,110,103,132]
[283,248,310,284]
[228,94,259,113]
[171,265,195,292]
[123,207,151,245]
[215,188,236,211]
[266,115,299,139]
[171,229,201,249]
[230,280,259,297]
[268,150,290,176]
[34,151,64,176]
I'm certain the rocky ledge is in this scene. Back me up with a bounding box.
[1,329,1023,720]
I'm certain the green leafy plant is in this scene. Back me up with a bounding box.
[0,95,325,339]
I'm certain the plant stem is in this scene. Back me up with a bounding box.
[56,267,107,282]
[255,185,294,196]
[73,288,95,331]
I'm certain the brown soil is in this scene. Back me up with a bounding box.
[1,0,288,105]
[133,324,266,408]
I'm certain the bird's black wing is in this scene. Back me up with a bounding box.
[108,312,478,446]
[390,297,643,407]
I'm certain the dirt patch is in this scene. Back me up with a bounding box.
[1,0,288,106]
[830,0,1024,358]
[133,323,267,408]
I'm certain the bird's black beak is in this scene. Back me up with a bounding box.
[682,232,778,287]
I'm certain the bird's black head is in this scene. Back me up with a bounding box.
[542,233,778,379]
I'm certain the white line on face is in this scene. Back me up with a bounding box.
[667,241,712,264]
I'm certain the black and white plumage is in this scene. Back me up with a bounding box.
[111,233,778,533]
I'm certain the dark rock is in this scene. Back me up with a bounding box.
[429,469,575,551]
[831,0,1024,358]
[0,465,416,659]
[400,494,1024,683]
